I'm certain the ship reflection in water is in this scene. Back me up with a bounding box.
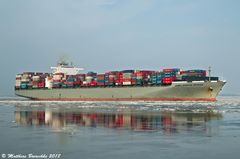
[14,104,222,135]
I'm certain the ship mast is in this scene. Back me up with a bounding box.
[208,66,211,81]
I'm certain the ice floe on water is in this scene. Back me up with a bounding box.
[0,96,240,113]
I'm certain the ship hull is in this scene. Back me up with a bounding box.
[15,81,226,101]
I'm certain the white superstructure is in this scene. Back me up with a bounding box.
[50,62,83,75]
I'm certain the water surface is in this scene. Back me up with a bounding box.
[0,97,240,159]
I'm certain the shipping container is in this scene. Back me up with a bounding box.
[162,78,173,85]
[122,70,134,73]
[123,81,131,85]
[163,68,180,73]
[20,82,28,89]
[16,67,212,90]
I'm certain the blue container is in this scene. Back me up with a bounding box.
[87,72,97,75]
[163,72,175,76]
[163,74,175,78]
[186,70,205,73]
[20,84,28,89]
[53,82,61,85]
[122,70,134,73]
[67,78,75,82]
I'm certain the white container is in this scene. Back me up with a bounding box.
[21,78,31,82]
[45,78,53,89]
[123,81,131,85]
[32,85,38,88]
[15,81,21,87]
[176,75,182,80]
[16,74,22,78]
[123,73,132,79]
[109,75,116,78]
[32,76,40,81]
[22,74,30,78]
[86,76,93,83]
[53,75,63,80]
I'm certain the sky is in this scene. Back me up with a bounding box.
[0,0,240,96]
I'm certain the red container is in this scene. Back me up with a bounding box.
[80,83,88,87]
[90,81,97,86]
[185,72,200,76]
[202,70,207,77]
[66,81,75,85]
[74,80,81,86]
[32,81,39,85]
[131,80,136,85]
[97,82,105,86]
[115,79,123,86]
[109,78,115,82]
[38,82,45,88]
[163,69,175,72]
[97,74,105,80]
[123,79,131,82]
[162,78,173,84]
[53,80,61,83]
[135,72,142,76]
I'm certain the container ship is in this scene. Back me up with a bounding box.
[15,61,226,101]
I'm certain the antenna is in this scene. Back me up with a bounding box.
[58,55,69,66]
[208,66,211,81]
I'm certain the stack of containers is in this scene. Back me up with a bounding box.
[134,71,143,85]
[45,76,53,89]
[151,72,156,85]
[32,75,41,89]
[90,79,97,86]
[180,69,206,81]
[97,74,105,86]
[181,70,206,77]
[20,72,34,89]
[122,72,133,86]
[16,68,209,89]
[15,74,22,89]
[162,77,173,85]
[131,73,137,85]
[104,73,109,86]
[161,68,180,85]
[61,74,67,88]
[141,70,154,85]
[31,73,46,89]
[115,72,123,86]
[108,72,117,86]
[162,68,179,79]
[66,75,76,88]
[37,73,48,88]
[85,72,97,86]
[156,72,163,85]
[52,73,64,88]
[74,75,82,87]
[76,74,85,86]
